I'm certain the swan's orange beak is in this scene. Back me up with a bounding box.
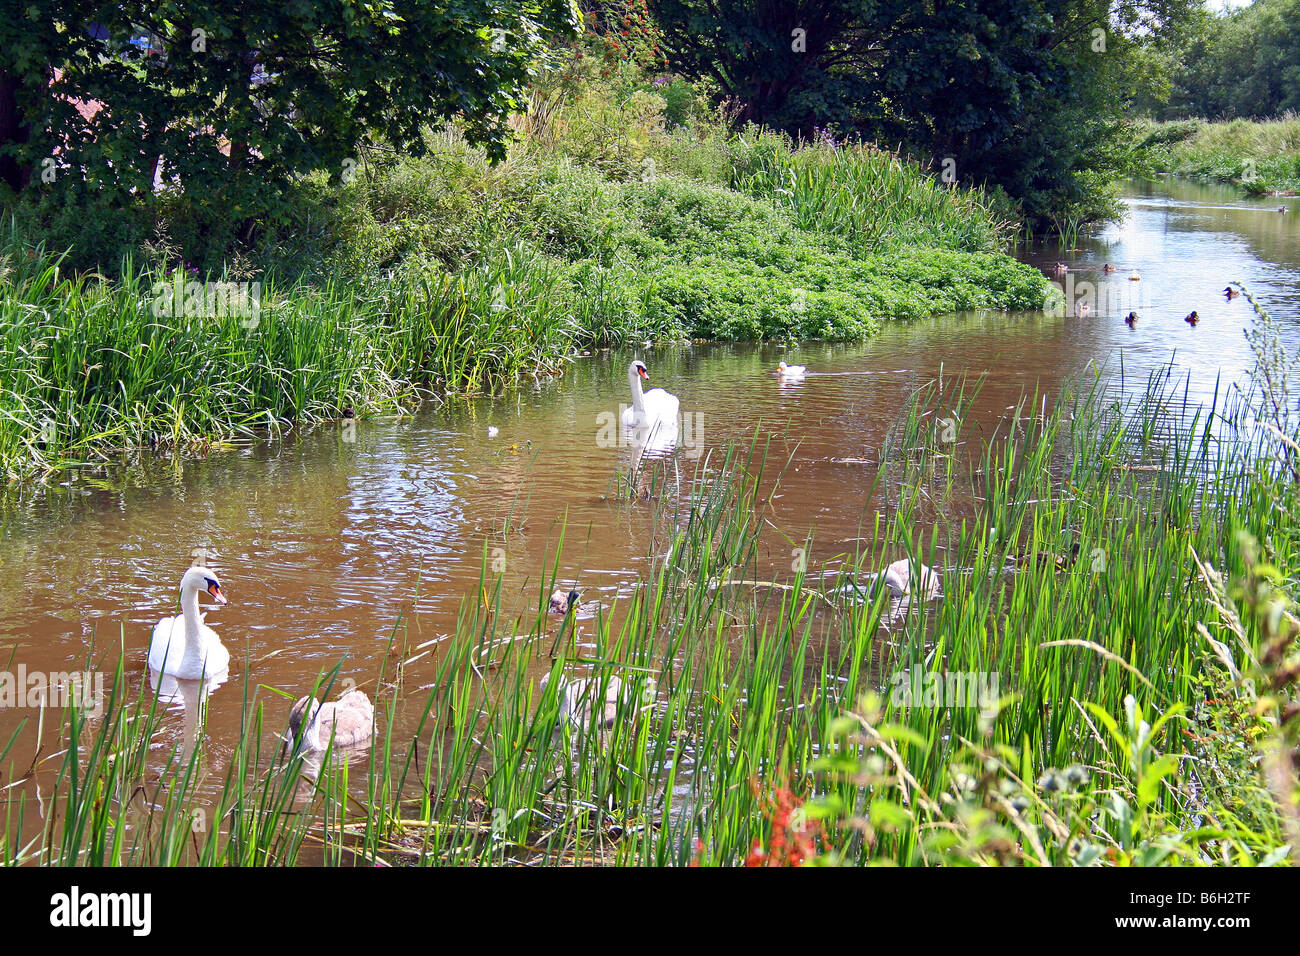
[207,582,227,605]
[638,367,649,379]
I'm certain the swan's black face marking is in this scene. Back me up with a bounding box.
[204,577,226,603]
[634,362,648,379]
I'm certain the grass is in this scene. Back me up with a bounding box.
[4,343,1297,865]
[1134,115,1300,195]
[0,233,582,479]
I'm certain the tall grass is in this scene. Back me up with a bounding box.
[0,234,579,479]
[1135,115,1300,195]
[731,133,1014,254]
[3,362,1295,865]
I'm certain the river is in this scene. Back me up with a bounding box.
[0,178,1296,846]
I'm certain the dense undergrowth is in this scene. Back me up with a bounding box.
[1134,116,1300,195]
[0,59,1046,480]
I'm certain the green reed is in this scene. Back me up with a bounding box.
[733,137,1015,255]
[1,365,1294,865]
[0,232,580,479]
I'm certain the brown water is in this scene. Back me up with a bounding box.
[1,178,1297,843]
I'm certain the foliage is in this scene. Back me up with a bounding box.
[647,0,1195,226]
[1154,0,1300,120]
[1133,116,1300,195]
[0,0,582,218]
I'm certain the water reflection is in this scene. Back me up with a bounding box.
[147,671,225,763]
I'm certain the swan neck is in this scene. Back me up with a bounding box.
[180,586,202,645]
[629,367,646,412]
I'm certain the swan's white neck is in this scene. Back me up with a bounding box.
[180,585,203,647]
[628,366,646,413]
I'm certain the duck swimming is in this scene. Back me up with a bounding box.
[1185,311,1199,326]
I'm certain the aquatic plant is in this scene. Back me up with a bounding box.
[3,365,1296,866]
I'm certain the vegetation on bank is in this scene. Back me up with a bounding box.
[1134,116,1300,195]
[0,60,1046,481]
[5,331,1298,865]
[1135,0,1300,122]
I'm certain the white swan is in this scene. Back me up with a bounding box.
[287,689,374,753]
[881,558,942,603]
[833,558,942,620]
[621,360,679,444]
[777,361,807,379]
[148,566,231,680]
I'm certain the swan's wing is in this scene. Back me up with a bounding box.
[148,615,183,671]
[916,564,942,600]
[198,622,230,674]
[646,390,680,419]
[331,692,374,746]
[882,559,910,594]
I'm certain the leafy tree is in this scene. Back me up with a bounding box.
[1162,0,1300,118]
[649,0,1198,225]
[0,1,580,243]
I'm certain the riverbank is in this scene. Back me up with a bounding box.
[1134,116,1300,196]
[0,63,1047,481]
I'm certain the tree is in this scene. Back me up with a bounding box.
[649,0,1198,224]
[1163,0,1300,118]
[0,1,580,232]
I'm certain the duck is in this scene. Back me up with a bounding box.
[1052,262,1068,278]
[1076,302,1090,317]
[1017,542,1080,572]
[621,360,679,444]
[1129,270,1141,281]
[777,361,807,379]
[548,588,601,617]
[1224,286,1240,299]
[1102,264,1115,274]
[286,689,374,754]
[1185,311,1199,326]
[1125,311,1138,327]
[148,566,231,680]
